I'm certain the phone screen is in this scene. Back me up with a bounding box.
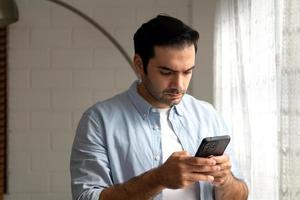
[195,135,230,157]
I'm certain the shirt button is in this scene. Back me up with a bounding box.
[154,155,160,161]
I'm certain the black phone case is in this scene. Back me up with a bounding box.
[195,135,231,157]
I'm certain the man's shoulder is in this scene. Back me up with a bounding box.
[97,91,128,106]
[84,91,130,116]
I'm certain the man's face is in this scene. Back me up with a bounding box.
[136,44,195,108]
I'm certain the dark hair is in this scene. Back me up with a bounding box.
[133,14,199,73]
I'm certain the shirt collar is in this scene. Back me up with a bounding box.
[127,80,184,119]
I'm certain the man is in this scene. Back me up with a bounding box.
[70,15,248,200]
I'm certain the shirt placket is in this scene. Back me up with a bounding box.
[148,109,163,167]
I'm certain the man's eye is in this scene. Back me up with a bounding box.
[160,71,172,75]
[184,70,193,75]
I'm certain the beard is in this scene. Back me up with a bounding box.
[143,79,186,107]
[161,88,186,105]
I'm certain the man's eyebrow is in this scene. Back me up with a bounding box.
[157,66,195,72]
[185,66,195,71]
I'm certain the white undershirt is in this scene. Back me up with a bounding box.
[159,108,199,200]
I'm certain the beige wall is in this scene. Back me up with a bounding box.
[192,0,217,104]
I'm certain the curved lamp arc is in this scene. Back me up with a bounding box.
[46,0,134,70]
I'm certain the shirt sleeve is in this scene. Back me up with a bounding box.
[70,110,112,200]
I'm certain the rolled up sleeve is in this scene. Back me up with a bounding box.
[70,110,112,200]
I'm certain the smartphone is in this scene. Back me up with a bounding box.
[195,135,231,157]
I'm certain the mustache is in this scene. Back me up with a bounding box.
[163,88,186,95]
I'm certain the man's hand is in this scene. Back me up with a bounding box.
[209,154,233,187]
[156,151,222,189]
[211,155,249,200]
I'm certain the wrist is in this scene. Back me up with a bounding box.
[100,168,166,200]
[150,167,167,190]
[217,173,234,189]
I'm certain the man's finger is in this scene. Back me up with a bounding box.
[186,157,217,166]
[212,154,230,164]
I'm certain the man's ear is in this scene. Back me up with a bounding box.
[133,54,144,79]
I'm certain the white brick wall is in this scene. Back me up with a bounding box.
[7,0,193,199]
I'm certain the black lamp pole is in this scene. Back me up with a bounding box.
[0,0,19,195]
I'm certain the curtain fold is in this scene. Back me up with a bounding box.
[279,0,300,199]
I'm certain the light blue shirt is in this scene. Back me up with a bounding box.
[70,81,242,200]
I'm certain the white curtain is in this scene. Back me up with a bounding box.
[278,0,300,199]
[214,0,279,199]
[215,0,300,199]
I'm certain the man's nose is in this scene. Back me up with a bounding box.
[170,74,184,89]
